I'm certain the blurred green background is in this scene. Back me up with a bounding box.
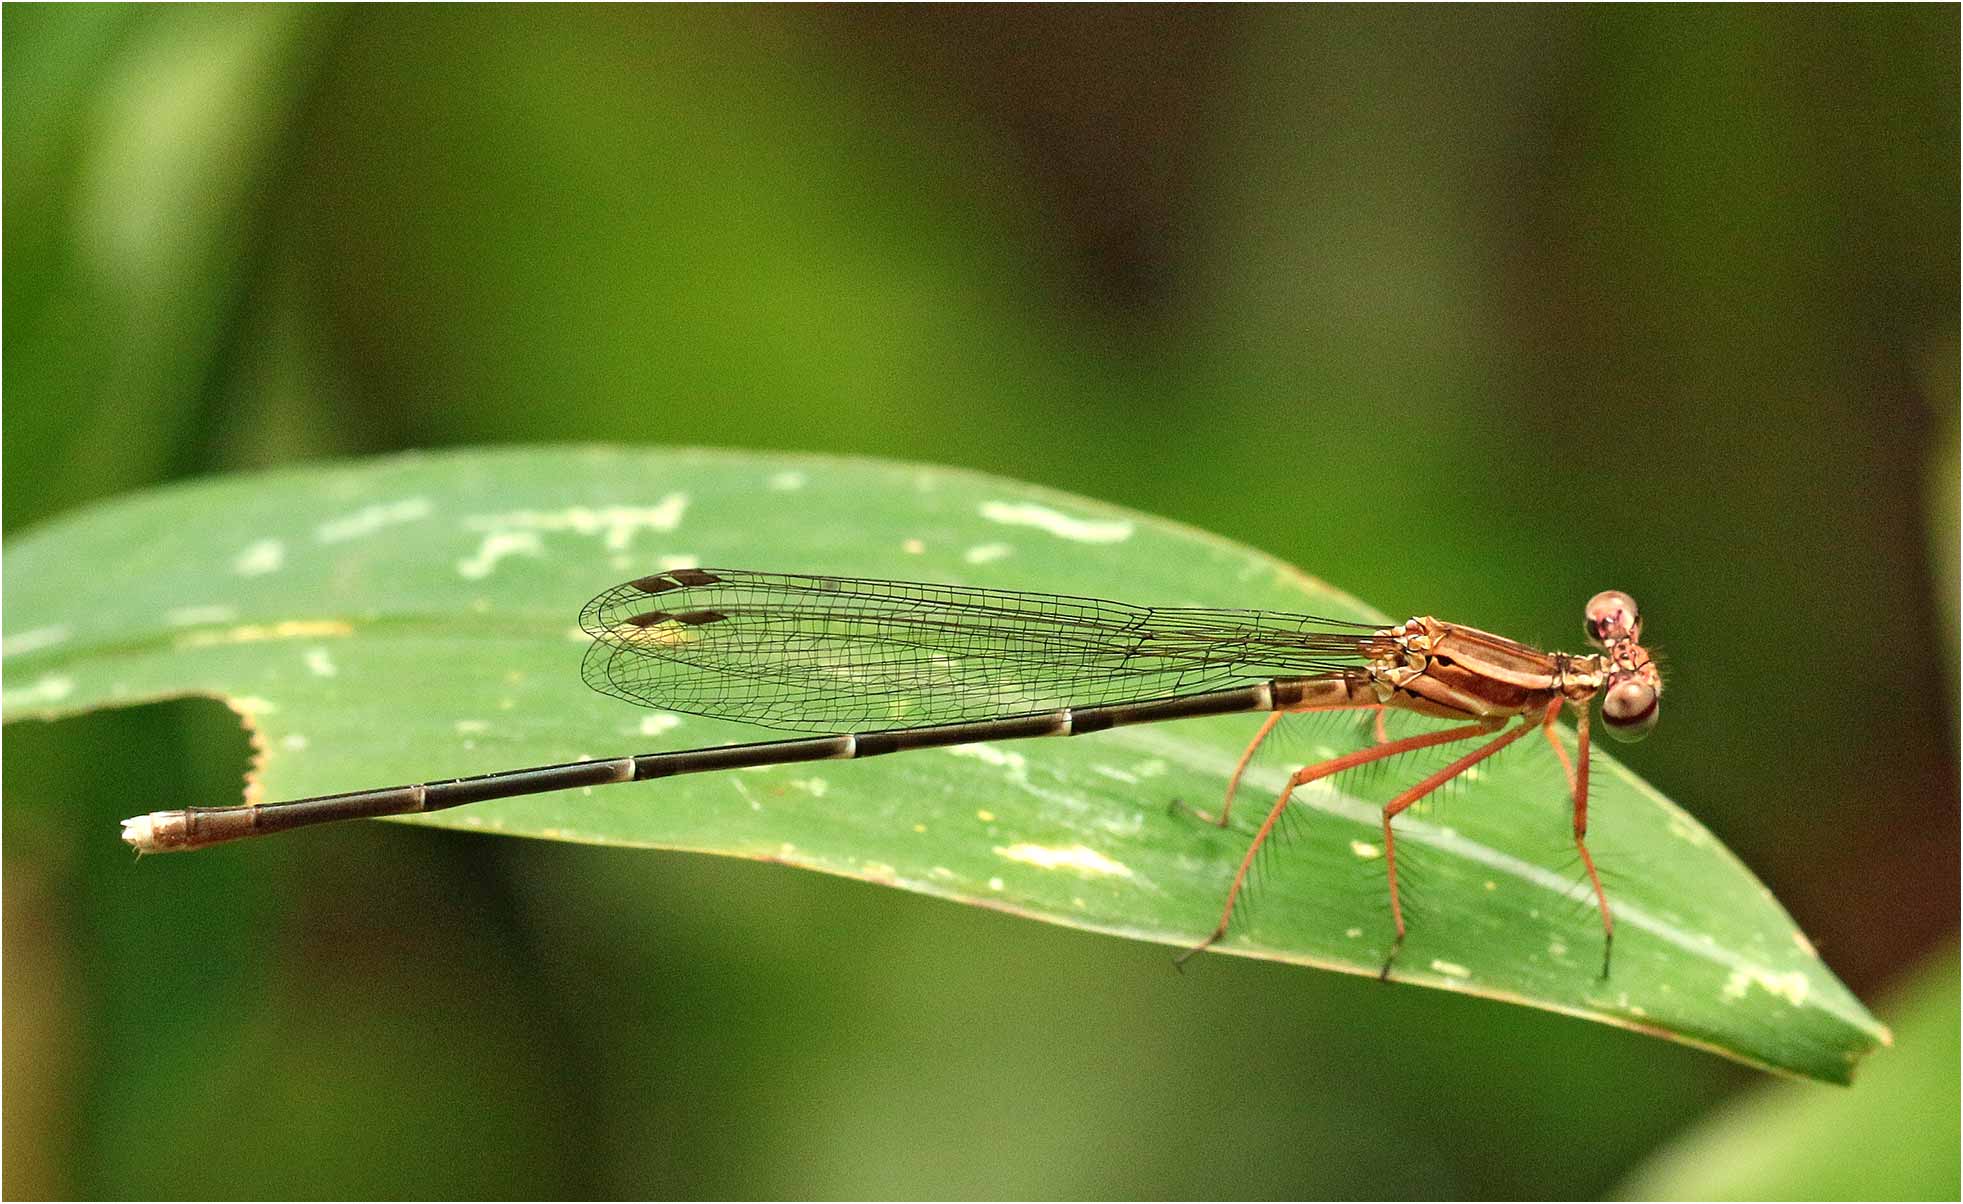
[4,5,1957,1199]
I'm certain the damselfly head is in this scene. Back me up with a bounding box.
[1584,590,1641,649]
[1601,676,1660,742]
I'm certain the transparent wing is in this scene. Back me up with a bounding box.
[580,568,1388,734]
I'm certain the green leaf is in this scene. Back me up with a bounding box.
[1613,941,1958,1199]
[3,446,1887,1082]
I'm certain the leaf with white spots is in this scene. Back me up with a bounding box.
[1,446,1887,1082]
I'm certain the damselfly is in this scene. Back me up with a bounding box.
[121,568,1662,975]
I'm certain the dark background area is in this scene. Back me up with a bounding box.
[5,6,1957,1198]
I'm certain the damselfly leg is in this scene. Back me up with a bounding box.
[1174,714,1507,972]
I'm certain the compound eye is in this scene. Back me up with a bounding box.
[1601,679,1659,742]
[1585,590,1641,648]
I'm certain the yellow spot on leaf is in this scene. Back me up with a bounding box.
[175,620,354,649]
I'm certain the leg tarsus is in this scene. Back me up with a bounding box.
[1167,797,1213,824]
[1173,923,1226,971]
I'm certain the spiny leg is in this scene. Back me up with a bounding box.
[1559,702,1613,978]
[1192,711,1283,828]
[1175,719,1499,968]
[1541,705,1578,796]
[1378,715,1540,979]
[1180,703,1389,829]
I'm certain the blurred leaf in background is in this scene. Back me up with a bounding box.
[5,5,1956,1199]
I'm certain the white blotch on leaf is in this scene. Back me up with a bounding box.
[993,843,1133,879]
[963,542,1012,564]
[455,719,490,734]
[2,626,72,657]
[1349,839,1382,860]
[165,605,238,627]
[1668,816,1711,845]
[1096,812,1143,838]
[766,471,806,492]
[638,715,681,737]
[303,648,338,678]
[4,674,75,708]
[1430,959,1471,979]
[948,743,1028,785]
[978,500,1133,544]
[462,496,689,552]
[234,539,285,576]
[317,497,433,543]
[1722,966,1811,1007]
[457,531,543,579]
